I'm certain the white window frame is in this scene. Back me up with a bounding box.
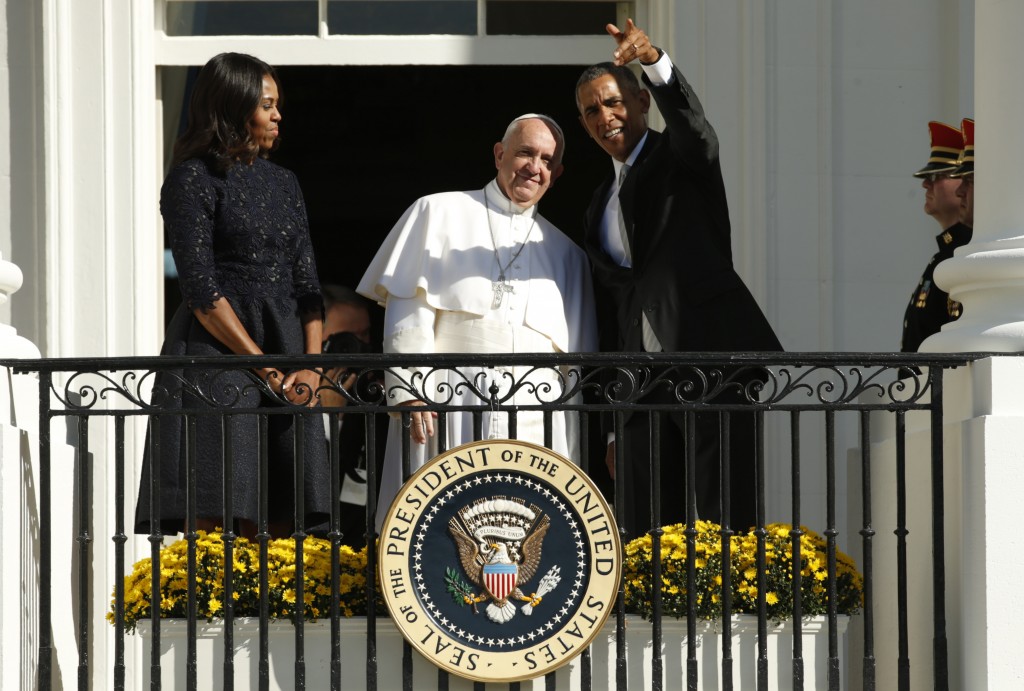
[154,0,640,66]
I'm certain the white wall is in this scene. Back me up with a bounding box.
[830,0,973,352]
[2,1,161,687]
[645,0,973,354]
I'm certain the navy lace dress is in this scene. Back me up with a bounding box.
[134,157,330,534]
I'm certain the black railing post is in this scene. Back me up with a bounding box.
[686,410,699,691]
[578,408,593,691]
[436,409,448,453]
[76,415,91,690]
[147,415,163,691]
[789,411,804,691]
[755,410,768,691]
[860,410,877,690]
[257,414,270,691]
[400,410,414,691]
[293,412,307,691]
[929,367,949,691]
[328,412,342,691]
[37,370,52,691]
[364,411,379,691]
[113,415,127,691]
[222,415,236,691]
[613,410,627,691]
[650,411,664,691]
[895,410,910,691]
[185,415,198,691]
[825,410,839,691]
[720,411,733,691]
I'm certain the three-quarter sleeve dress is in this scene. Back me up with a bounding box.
[134,156,330,534]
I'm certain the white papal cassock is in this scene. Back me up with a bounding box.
[357,179,598,527]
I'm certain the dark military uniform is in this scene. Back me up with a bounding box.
[900,222,972,352]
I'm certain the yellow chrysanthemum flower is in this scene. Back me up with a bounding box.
[110,530,381,632]
[623,522,863,623]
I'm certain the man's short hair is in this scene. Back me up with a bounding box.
[321,283,372,310]
[575,62,644,111]
[502,113,566,166]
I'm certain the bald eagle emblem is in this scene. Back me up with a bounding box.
[446,497,561,624]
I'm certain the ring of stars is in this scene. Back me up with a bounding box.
[411,472,589,649]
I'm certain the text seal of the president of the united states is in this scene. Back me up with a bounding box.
[378,439,620,683]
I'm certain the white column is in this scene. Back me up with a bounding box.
[36,2,159,687]
[919,5,1024,687]
[0,251,40,691]
[922,0,1024,352]
[957,359,1024,688]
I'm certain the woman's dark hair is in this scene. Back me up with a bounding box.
[172,52,281,171]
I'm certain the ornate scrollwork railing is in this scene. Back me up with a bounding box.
[1,349,982,691]
[10,352,969,416]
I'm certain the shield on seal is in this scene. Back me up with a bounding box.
[482,562,518,601]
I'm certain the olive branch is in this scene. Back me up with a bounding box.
[445,567,479,613]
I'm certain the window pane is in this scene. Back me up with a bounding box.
[328,1,477,36]
[486,1,620,36]
[166,1,318,37]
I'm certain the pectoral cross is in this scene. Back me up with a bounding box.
[491,280,515,309]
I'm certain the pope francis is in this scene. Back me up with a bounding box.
[358,114,598,526]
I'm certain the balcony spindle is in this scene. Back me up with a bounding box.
[222,415,236,691]
[185,414,198,691]
[76,415,91,690]
[825,410,839,691]
[720,410,734,691]
[860,410,877,690]
[147,415,163,690]
[112,415,127,691]
[790,411,804,691]
[258,413,271,691]
[365,409,380,691]
[614,410,627,691]
[894,409,910,691]
[686,410,699,691]
[928,369,949,691]
[293,412,307,690]
[329,413,342,691]
[650,411,663,691]
[755,410,768,691]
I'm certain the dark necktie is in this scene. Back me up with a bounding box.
[617,164,632,263]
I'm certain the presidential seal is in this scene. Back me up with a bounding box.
[378,439,620,683]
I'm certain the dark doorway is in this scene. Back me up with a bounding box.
[269,65,610,292]
[159,63,616,498]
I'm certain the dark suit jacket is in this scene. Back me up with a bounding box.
[584,65,783,355]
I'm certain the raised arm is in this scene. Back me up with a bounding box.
[607,19,720,174]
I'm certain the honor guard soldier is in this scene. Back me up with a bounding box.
[901,120,973,352]
[951,118,975,229]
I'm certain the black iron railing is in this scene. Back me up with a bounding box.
[7,351,975,691]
